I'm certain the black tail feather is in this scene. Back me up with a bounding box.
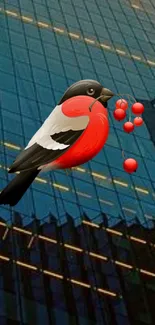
[0,169,39,206]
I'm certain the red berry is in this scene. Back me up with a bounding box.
[131,102,144,115]
[123,121,134,133]
[123,158,138,173]
[113,108,126,121]
[115,99,128,110]
[134,117,143,127]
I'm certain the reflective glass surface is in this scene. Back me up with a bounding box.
[0,2,155,227]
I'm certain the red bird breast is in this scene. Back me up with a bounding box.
[62,95,108,117]
[52,96,109,169]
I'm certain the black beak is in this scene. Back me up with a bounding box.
[100,88,114,102]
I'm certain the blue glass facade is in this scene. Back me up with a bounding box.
[0,1,155,325]
[0,1,155,229]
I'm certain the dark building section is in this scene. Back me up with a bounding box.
[0,213,155,325]
[139,98,155,145]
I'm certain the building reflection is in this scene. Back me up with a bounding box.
[139,97,155,144]
[0,212,155,325]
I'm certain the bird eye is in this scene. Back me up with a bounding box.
[87,88,95,96]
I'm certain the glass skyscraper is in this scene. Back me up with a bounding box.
[0,0,155,324]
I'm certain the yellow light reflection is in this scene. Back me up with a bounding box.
[99,199,114,206]
[92,172,107,180]
[135,187,149,194]
[75,167,85,172]
[68,32,80,39]
[77,191,92,198]
[130,236,146,244]
[1,246,155,284]
[0,253,118,296]
[116,49,126,55]
[100,43,111,49]
[21,16,33,22]
[131,55,141,61]
[115,260,133,269]
[37,21,49,28]
[3,142,20,150]
[89,252,108,261]
[53,27,65,33]
[106,228,123,236]
[27,236,35,249]
[38,235,57,244]
[84,38,95,44]
[13,226,32,235]
[64,244,83,252]
[16,260,37,270]
[70,279,91,288]
[0,221,7,227]
[52,183,69,191]
[2,228,9,240]
[122,207,136,214]
[147,60,155,66]
[43,270,64,279]
[131,4,140,9]
[97,288,117,297]
[82,220,100,228]
[113,180,128,187]
[0,255,10,261]
[140,269,155,277]
[1,7,155,67]
[36,177,47,184]
[5,10,18,17]
[5,220,155,251]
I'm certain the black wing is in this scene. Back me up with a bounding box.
[9,129,84,173]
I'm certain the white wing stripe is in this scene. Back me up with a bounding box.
[25,104,89,150]
[37,136,69,150]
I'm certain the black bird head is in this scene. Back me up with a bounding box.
[58,79,114,108]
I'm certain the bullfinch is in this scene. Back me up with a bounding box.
[0,79,114,206]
